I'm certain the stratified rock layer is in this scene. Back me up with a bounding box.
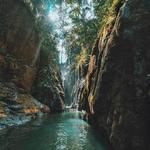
[78,0,150,149]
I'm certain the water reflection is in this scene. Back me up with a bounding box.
[0,112,107,150]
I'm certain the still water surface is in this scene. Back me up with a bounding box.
[0,111,108,150]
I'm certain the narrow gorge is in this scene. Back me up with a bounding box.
[0,0,150,150]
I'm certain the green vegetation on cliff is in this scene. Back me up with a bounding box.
[0,1,150,150]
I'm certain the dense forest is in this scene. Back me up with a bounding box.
[0,0,150,150]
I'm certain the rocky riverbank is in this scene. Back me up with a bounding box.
[0,82,50,129]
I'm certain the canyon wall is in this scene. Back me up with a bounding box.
[0,0,64,128]
[32,49,64,112]
[78,0,150,149]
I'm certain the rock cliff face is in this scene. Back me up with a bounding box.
[0,0,40,90]
[32,49,65,112]
[78,0,150,149]
[0,0,64,128]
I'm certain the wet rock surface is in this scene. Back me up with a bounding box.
[77,0,150,150]
[0,82,50,129]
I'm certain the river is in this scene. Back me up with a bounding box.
[0,111,109,150]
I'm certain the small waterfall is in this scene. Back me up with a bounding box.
[71,78,85,109]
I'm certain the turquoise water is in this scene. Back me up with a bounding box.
[0,111,108,150]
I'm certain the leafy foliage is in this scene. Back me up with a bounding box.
[23,0,119,71]
[75,46,87,71]
[62,0,116,72]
